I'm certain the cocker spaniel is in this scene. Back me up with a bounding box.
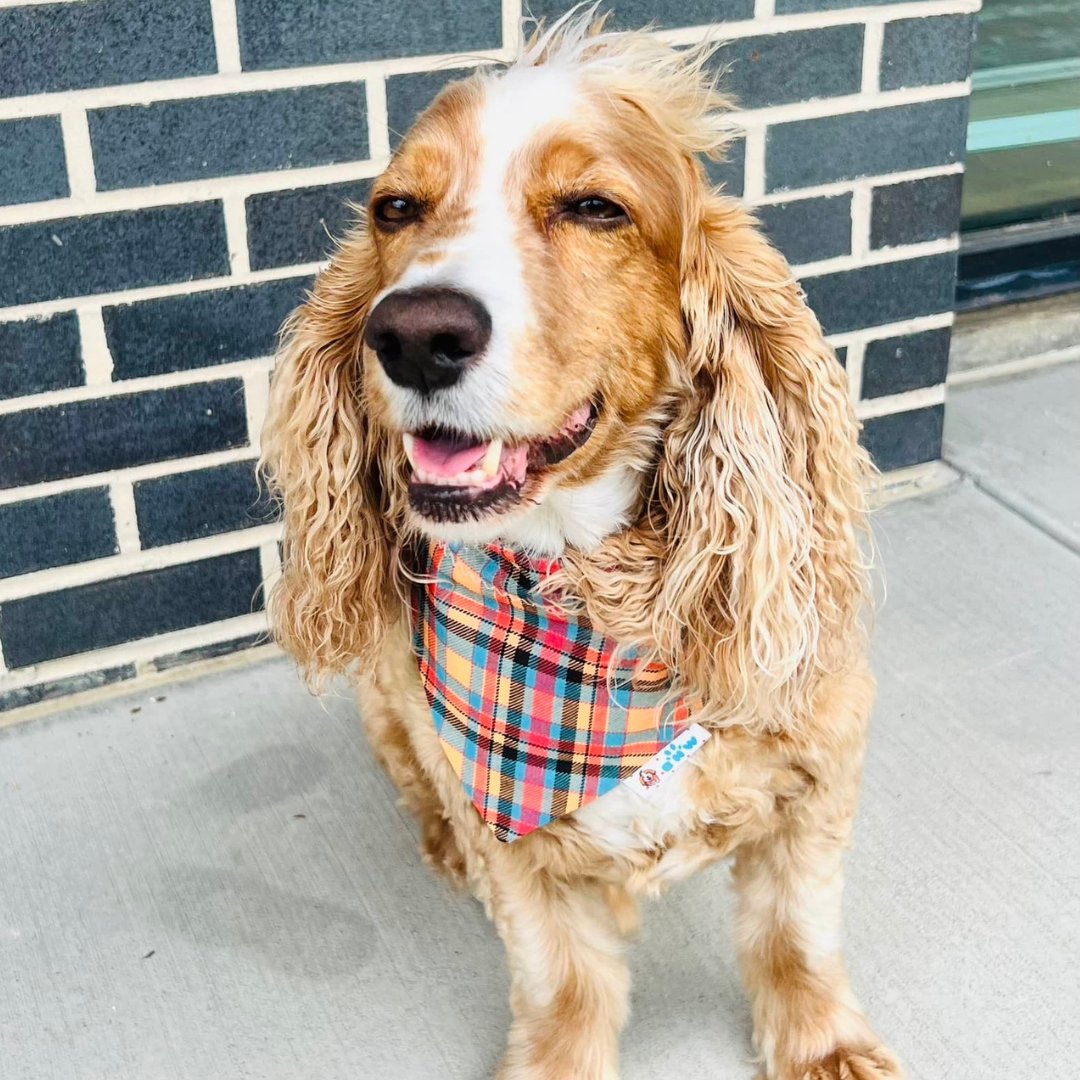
[262,12,900,1080]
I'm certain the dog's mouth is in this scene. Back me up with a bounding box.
[402,400,599,523]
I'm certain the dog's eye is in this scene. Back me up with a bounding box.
[562,196,630,227]
[373,195,422,230]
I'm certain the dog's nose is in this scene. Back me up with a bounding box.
[364,287,492,393]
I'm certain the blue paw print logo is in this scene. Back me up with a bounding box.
[659,733,698,772]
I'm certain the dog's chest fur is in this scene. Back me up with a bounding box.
[568,726,814,887]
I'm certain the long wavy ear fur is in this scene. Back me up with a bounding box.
[665,193,872,727]
[568,191,872,732]
[260,229,402,687]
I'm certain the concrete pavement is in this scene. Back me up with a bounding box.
[2,363,1078,1080]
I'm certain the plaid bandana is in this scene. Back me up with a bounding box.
[411,542,692,842]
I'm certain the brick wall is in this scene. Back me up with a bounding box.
[0,0,979,712]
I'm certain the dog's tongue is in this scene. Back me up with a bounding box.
[410,432,490,479]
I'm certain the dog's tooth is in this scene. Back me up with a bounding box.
[480,439,503,477]
[402,432,416,466]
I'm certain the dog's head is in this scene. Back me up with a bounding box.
[360,34,705,548]
[264,13,871,726]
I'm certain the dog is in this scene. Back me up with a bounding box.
[261,12,901,1080]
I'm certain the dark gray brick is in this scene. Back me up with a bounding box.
[90,86,369,191]
[777,0,920,10]
[801,253,957,336]
[871,174,963,249]
[0,489,117,578]
[0,0,215,99]
[134,460,276,548]
[716,26,863,110]
[834,346,847,367]
[527,1,753,30]
[860,404,944,471]
[704,137,745,197]
[758,194,852,266]
[861,328,951,399]
[0,380,248,488]
[0,118,68,207]
[235,0,501,70]
[246,183,368,271]
[104,277,311,379]
[153,632,268,672]
[0,550,263,668]
[387,68,476,144]
[0,314,82,400]
[0,665,136,712]
[765,98,969,193]
[881,15,978,91]
[0,204,228,307]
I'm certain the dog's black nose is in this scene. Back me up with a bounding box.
[364,287,492,393]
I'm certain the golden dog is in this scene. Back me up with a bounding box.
[262,13,899,1080]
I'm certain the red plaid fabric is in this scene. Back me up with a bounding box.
[411,542,693,842]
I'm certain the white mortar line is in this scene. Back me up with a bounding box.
[844,339,866,401]
[0,524,282,603]
[754,0,777,17]
[209,0,243,75]
[0,356,274,416]
[861,20,885,95]
[108,482,141,554]
[75,307,114,384]
[503,0,523,48]
[740,127,767,202]
[827,311,954,351]
[0,635,7,677]
[0,447,257,506]
[364,75,391,165]
[242,366,272,455]
[222,194,251,276]
[0,613,270,692]
[259,541,282,604]
[734,79,970,130]
[0,160,383,227]
[0,50,509,121]
[856,383,946,419]
[793,235,958,279]
[0,261,322,323]
[749,161,963,206]
[59,107,96,199]
[849,182,874,260]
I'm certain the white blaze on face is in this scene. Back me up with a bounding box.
[374,64,583,435]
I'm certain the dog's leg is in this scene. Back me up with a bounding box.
[358,681,467,886]
[492,858,630,1080]
[733,824,901,1080]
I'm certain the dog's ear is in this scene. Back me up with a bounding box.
[260,228,403,687]
[649,194,872,727]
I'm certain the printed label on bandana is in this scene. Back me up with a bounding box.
[624,723,712,798]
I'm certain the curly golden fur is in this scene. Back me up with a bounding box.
[261,10,898,1079]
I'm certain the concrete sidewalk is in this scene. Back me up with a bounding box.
[2,364,1078,1080]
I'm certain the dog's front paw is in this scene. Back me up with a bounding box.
[767,1045,902,1080]
[419,813,468,887]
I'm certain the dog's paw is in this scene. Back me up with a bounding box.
[419,814,468,887]
[768,1045,902,1080]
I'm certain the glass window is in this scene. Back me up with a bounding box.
[962,0,1080,230]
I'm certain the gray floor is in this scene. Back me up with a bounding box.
[2,365,1078,1080]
